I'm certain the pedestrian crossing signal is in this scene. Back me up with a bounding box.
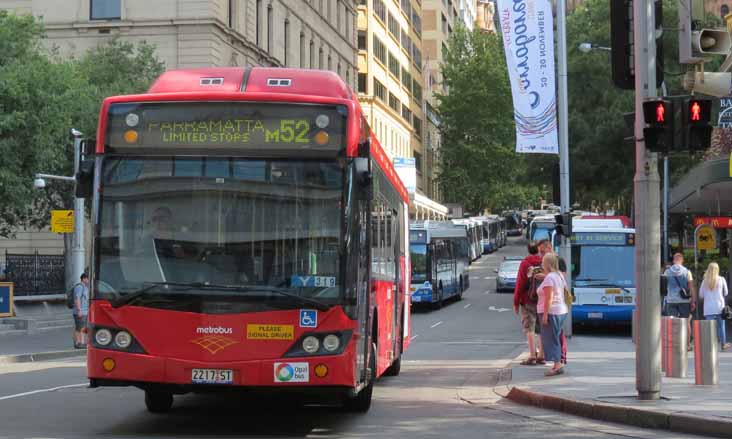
[684,99,712,152]
[685,99,711,125]
[642,99,674,153]
[642,99,671,127]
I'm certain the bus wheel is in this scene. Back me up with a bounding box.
[432,287,444,309]
[384,325,402,377]
[457,279,464,300]
[344,342,376,412]
[145,390,173,413]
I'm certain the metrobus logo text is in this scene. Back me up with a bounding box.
[196,326,233,335]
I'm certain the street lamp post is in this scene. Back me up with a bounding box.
[33,129,86,291]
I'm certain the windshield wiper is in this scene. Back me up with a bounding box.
[111,282,331,311]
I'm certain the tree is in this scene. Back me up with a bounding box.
[0,11,164,237]
[437,27,547,213]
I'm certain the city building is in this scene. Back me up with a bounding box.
[356,0,446,219]
[475,0,494,32]
[2,0,358,87]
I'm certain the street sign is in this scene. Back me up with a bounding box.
[0,283,13,317]
[51,210,74,233]
[718,97,732,127]
[696,225,717,250]
[693,216,732,229]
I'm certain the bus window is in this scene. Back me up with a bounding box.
[410,243,428,283]
[572,246,635,287]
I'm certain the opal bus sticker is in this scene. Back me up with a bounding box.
[274,362,309,383]
[246,324,294,340]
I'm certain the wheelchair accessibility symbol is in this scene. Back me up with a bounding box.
[300,309,318,328]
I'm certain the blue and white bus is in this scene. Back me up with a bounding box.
[409,222,470,307]
[570,217,636,324]
[529,215,556,242]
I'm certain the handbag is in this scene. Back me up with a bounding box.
[722,306,732,321]
[559,273,573,305]
[672,275,691,300]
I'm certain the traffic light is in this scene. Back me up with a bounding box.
[611,0,663,90]
[683,98,713,151]
[642,99,674,153]
[554,213,572,237]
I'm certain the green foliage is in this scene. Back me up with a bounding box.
[437,27,547,213]
[0,12,164,237]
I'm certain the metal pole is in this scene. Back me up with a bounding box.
[557,0,572,337]
[71,133,85,287]
[663,156,669,264]
[635,0,662,400]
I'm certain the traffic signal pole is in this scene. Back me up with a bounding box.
[556,0,572,337]
[634,0,662,400]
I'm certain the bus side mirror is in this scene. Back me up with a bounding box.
[75,159,95,199]
[353,157,373,200]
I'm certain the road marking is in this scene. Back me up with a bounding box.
[410,334,419,341]
[484,291,492,295]
[430,321,443,328]
[463,303,472,309]
[470,276,479,280]
[0,383,87,402]
[488,305,511,312]
[484,276,496,280]
[438,341,524,345]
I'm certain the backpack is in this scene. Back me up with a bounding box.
[66,283,80,309]
[526,265,543,303]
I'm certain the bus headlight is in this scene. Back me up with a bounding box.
[323,334,340,352]
[302,336,320,354]
[95,329,112,346]
[114,331,132,349]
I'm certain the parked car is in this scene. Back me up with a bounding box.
[495,259,521,293]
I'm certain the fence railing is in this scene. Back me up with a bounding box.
[4,251,65,296]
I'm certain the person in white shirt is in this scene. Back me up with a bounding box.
[700,262,731,351]
[537,253,569,376]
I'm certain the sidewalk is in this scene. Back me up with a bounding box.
[495,335,732,438]
[0,327,85,363]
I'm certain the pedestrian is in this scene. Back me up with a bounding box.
[513,241,544,365]
[537,239,568,365]
[73,273,90,349]
[663,253,697,351]
[699,262,731,351]
[537,253,569,376]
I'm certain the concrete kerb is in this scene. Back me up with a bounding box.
[0,350,86,364]
[505,386,732,438]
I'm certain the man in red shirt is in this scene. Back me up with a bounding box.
[514,242,544,364]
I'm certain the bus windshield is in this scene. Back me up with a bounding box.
[96,157,344,306]
[410,244,428,282]
[531,224,553,241]
[572,245,635,288]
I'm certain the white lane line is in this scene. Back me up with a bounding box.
[439,341,524,345]
[0,383,87,402]
[484,291,492,295]
[410,334,419,341]
[484,276,496,280]
[430,321,443,329]
[470,276,479,280]
[463,303,472,309]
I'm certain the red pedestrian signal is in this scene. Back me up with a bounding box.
[686,99,711,125]
[690,101,701,121]
[656,103,665,123]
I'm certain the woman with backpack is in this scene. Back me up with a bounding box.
[699,262,731,351]
[537,253,569,376]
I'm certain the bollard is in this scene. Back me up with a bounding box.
[664,317,688,378]
[661,316,671,372]
[693,319,719,385]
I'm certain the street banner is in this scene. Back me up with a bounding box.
[497,0,558,154]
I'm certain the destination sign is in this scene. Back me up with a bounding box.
[105,102,347,153]
[571,232,634,246]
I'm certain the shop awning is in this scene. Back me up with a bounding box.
[669,156,732,214]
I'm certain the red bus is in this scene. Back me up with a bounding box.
[82,67,411,413]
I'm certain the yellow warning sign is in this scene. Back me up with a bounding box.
[696,225,717,251]
[246,324,294,340]
[51,210,74,233]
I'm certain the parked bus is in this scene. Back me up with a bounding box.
[570,217,636,324]
[409,222,469,307]
[528,215,556,242]
[82,67,410,413]
[503,211,523,236]
[452,219,481,261]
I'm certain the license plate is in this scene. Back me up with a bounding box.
[191,368,233,384]
[588,312,604,319]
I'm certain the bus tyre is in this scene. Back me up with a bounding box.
[432,286,444,309]
[384,325,402,377]
[457,279,464,300]
[344,342,376,412]
[145,390,173,413]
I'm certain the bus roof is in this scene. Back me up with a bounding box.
[574,216,632,229]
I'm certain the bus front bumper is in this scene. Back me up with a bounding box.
[572,305,634,323]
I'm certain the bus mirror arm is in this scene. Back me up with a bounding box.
[353,158,373,198]
[75,159,95,199]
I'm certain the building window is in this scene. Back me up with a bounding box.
[337,62,342,75]
[414,151,423,174]
[374,0,386,22]
[358,73,368,93]
[388,92,400,113]
[267,5,273,54]
[284,19,290,66]
[401,32,411,54]
[402,106,412,124]
[373,35,386,64]
[723,4,730,17]
[401,67,411,91]
[412,46,422,71]
[411,9,422,36]
[310,40,315,68]
[388,12,400,40]
[228,0,235,27]
[388,51,400,78]
[328,55,333,71]
[412,80,422,103]
[346,68,351,85]
[90,0,121,20]
[337,0,342,33]
[374,78,386,101]
[413,117,423,138]
[358,30,367,50]
[401,0,411,20]
[300,32,306,68]
[319,48,324,69]
[256,0,262,46]
[442,13,448,34]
